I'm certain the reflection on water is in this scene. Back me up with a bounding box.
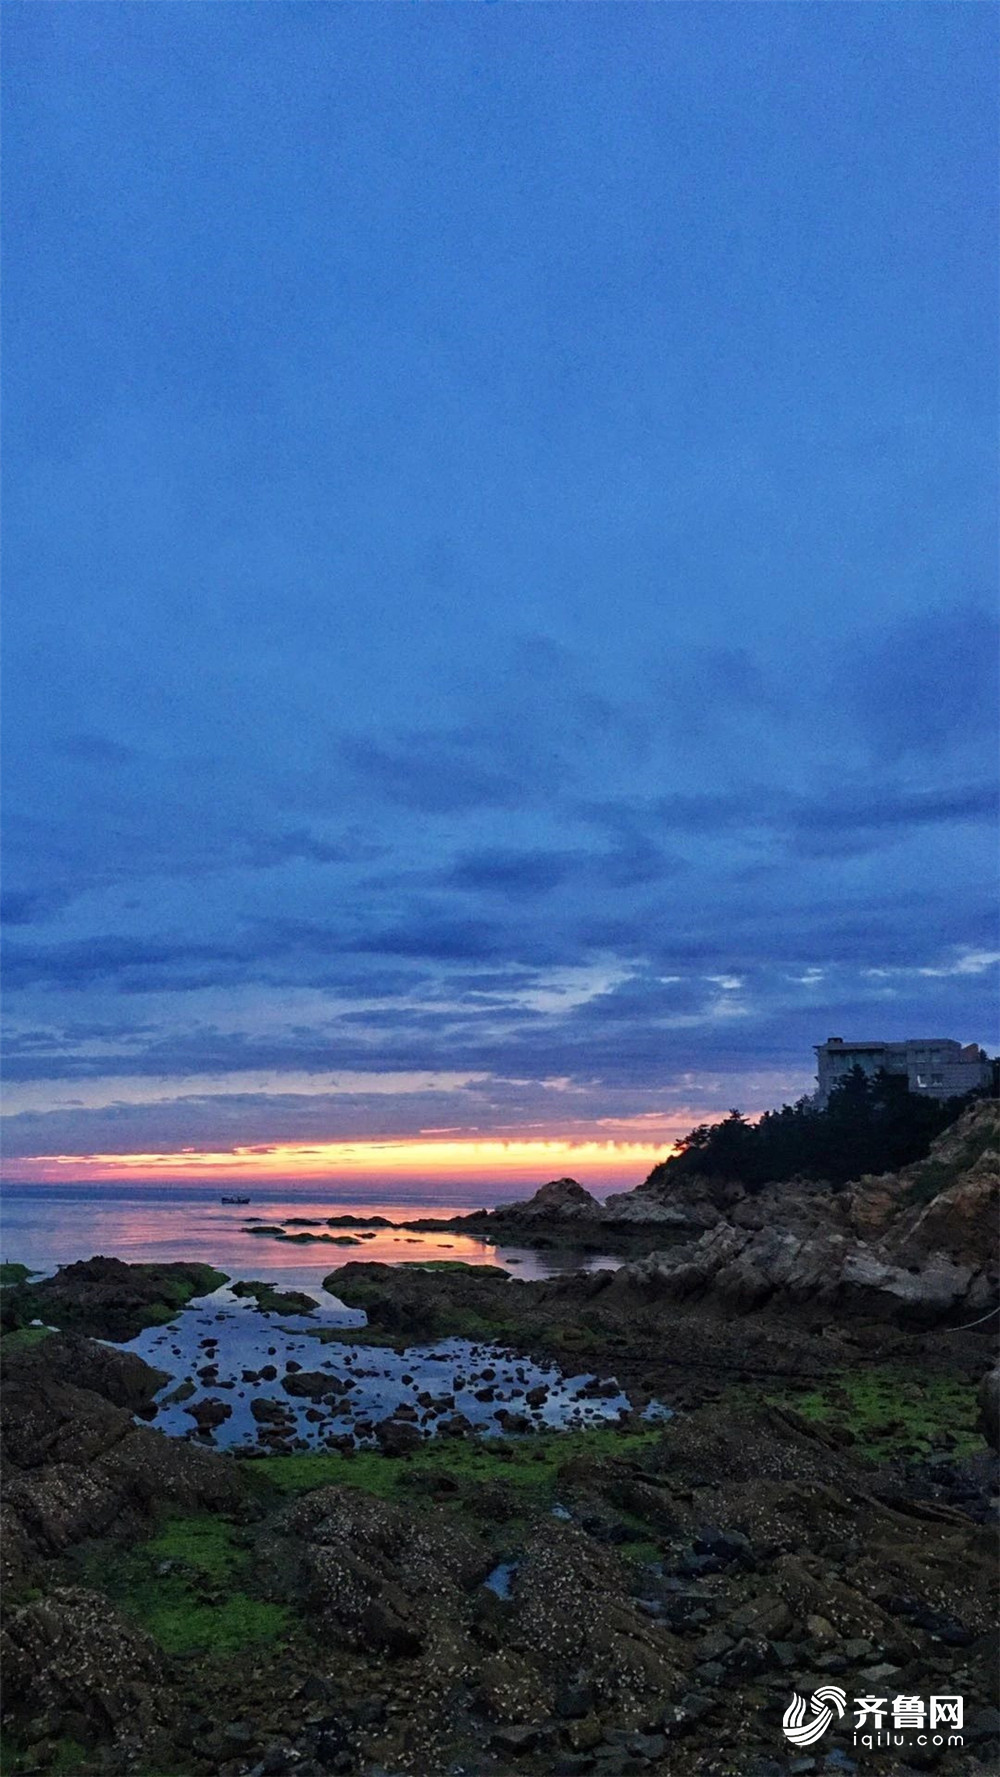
[124,1283,634,1451]
[0,1182,624,1283]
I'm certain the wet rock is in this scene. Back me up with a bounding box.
[374,1417,422,1456]
[495,1409,532,1433]
[565,1714,604,1752]
[474,1650,551,1724]
[161,1377,196,1404]
[291,1483,486,1660]
[184,1396,232,1432]
[556,1680,596,1719]
[0,1256,225,1342]
[692,1524,753,1564]
[251,1398,294,1425]
[0,1586,165,1743]
[438,1412,474,1438]
[1,1335,241,1572]
[627,1732,667,1759]
[491,1722,550,1754]
[282,1370,341,1400]
[4,1332,168,1416]
[511,1520,684,1720]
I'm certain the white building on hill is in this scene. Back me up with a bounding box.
[814,1036,992,1107]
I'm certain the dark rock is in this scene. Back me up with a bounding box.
[0,1256,225,1342]
[692,1524,753,1563]
[627,1733,666,1759]
[184,1396,232,1432]
[967,1706,1000,1741]
[1,1587,166,1744]
[282,1370,341,1400]
[491,1723,548,1753]
[374,1417,422,1456]
[556,1681,596,1719]
[251,1397,293,1425]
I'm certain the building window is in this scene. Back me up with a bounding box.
[931,1073,943,1086]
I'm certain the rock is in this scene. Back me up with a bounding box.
[978,1364,999,1449]
[251,1398,294,1425]
[556,1681,596,1719]
[510,1521,684,1720]
[0,1587,165,1743]
[565,1715,604,1752]
[374,1417,422,1456]
[162,1378,196,1404]
[841,1637,874,1660]
[491,1723,549,1753]
[486,1179,603,1225]
[662,1692,715,1735]
[0,1256,225,1342]
[475,1650,552,1724]
[0,1333,241,1577]
[438,1413,474,1438]
[628,1733,667,1759]
[282,1370,342,1400]
[290,1483,487,1660]
[967,1706,1000,1742]
[184,1396,232,1432]
[692,1525,753,1564]
[603,1102,999,1326]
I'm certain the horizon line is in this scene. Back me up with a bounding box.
[2,1134,680,1186]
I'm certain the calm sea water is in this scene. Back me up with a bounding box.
[0,1181,624,1284]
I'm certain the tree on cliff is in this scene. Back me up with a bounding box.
[645,1068,985,1192]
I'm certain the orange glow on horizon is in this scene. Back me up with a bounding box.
[8,1135,680,1186]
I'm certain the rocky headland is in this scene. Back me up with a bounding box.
[389,1099,999,1327]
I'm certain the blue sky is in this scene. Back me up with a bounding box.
[3,4,997,1180]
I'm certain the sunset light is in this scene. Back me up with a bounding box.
[11,1136,677,1187]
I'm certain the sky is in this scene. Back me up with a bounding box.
[3,4,997,1192]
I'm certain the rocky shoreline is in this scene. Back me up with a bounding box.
[1,1104,997,1777]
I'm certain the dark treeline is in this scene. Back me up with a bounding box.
[646,1067,987,1192]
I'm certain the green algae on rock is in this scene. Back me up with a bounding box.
[229,1278,318,1316]
[0,1257,229,1342]
[767,1365,987,1462]
[80,1512,292,1657]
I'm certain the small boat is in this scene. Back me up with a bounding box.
[221,1195,251,1205]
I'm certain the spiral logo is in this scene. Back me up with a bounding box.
[782,1686,847,1747]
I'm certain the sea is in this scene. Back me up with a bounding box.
[0,1180,625,1285]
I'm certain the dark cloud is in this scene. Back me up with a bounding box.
[446,849,576,897]
[340,733,524,814]
[839,603,1000,762]
[785,781,998,857]
[0,888,75,927]
[353,914,557,966]
[2,934,255,992]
